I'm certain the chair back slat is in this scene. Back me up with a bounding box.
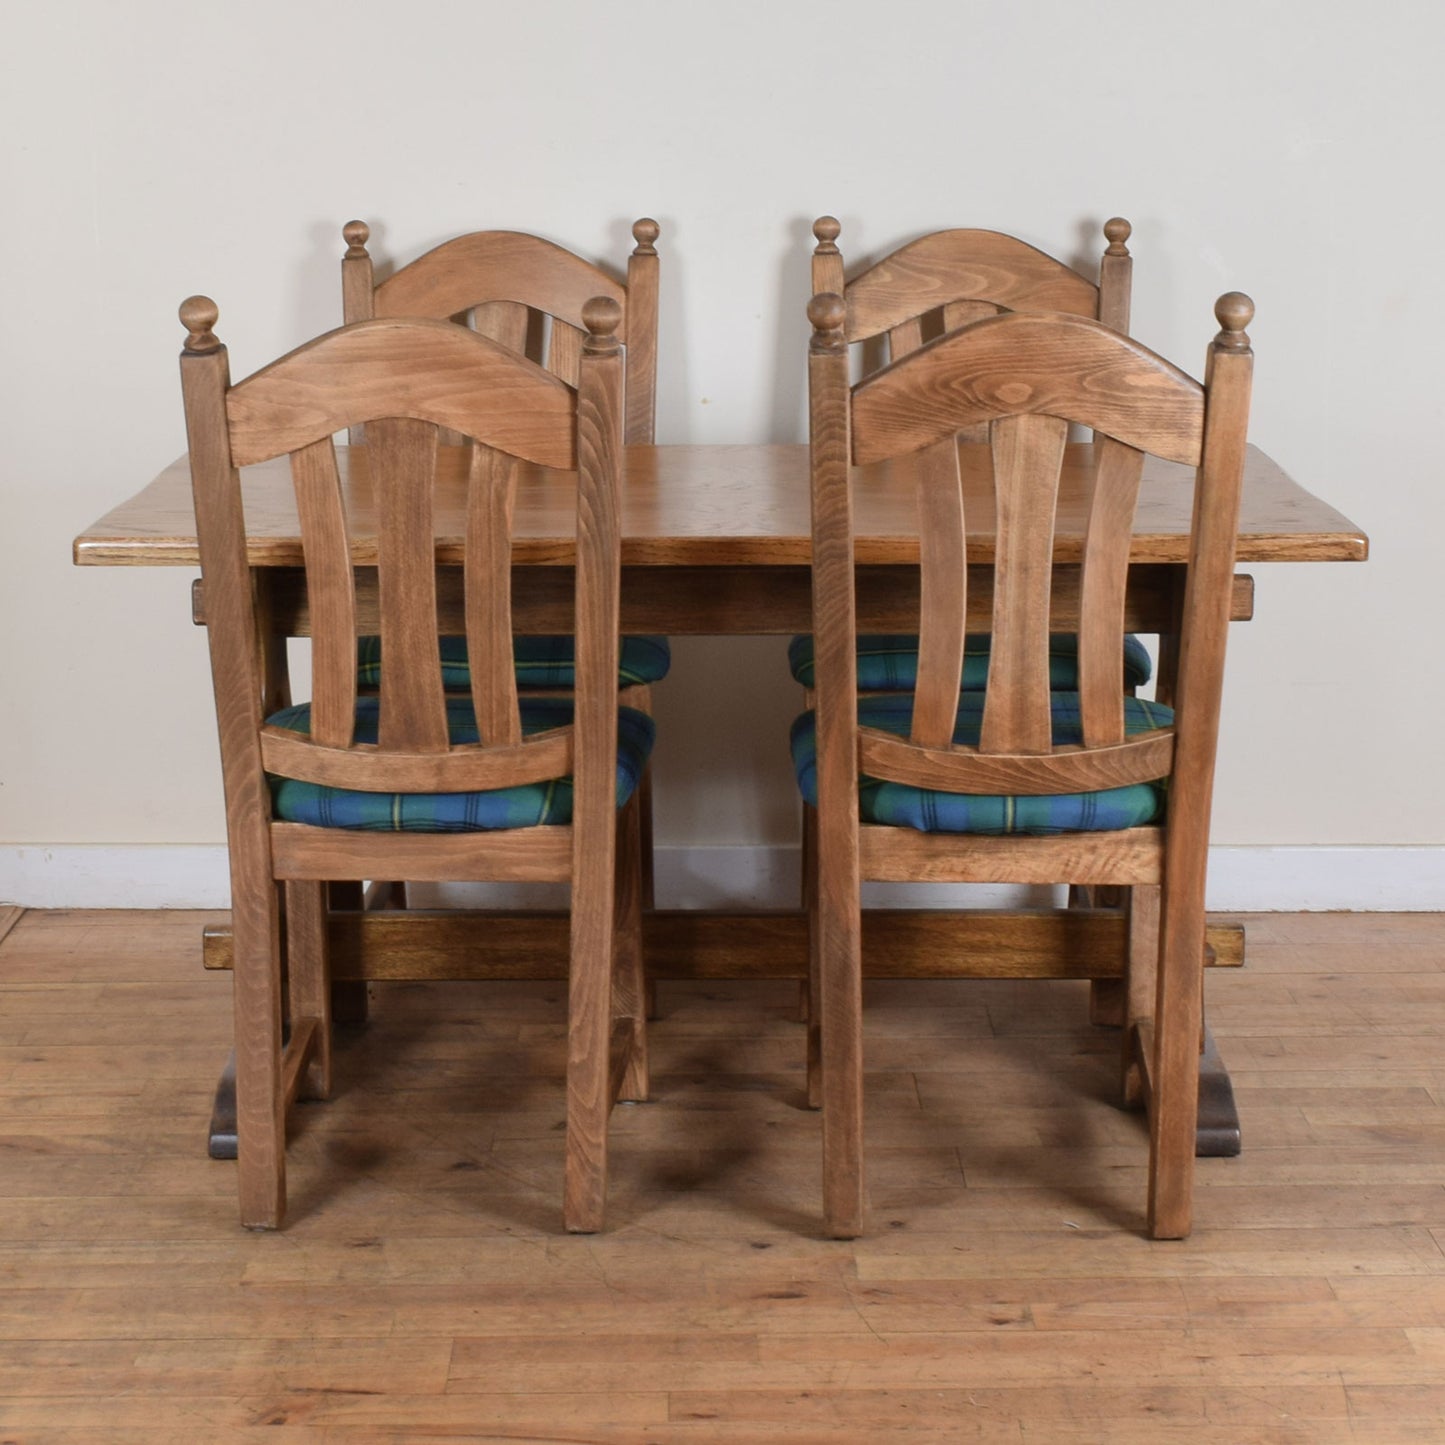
[547,317,583,388]
[845,230,1101,343]
[979,413,1069,755]
[472,299,531,354]
[466,444,522,747]
[941,297,1003,333]
[1077,437,1146,746]
[909,436,968,749]
[290,439,357,748]
[372,417,449,753]
[888,316,925,365]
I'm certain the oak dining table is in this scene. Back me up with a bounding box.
[73,440,1368,1158]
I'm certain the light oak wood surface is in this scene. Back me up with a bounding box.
[73,442,1367,570]
[802,292,1260,1241]
[177,296,644,1234]
[4,908,1445,1442]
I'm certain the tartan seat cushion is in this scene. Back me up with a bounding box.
[787,632,1152,692]
[356,635,671,691]
[266,697,654,831]
[790,692,1173,835]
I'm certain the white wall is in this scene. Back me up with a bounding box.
[2,1,1440,906]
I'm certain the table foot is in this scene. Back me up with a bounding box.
[1195,1028,1242,1157]
[208,1050,238,1160]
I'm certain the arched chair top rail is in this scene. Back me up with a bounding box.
[850,311,1205,467]
[844,229,1102,342]
[373,230,629,336]
[225,318,578,470]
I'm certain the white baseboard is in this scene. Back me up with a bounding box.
[0,843,1440,912]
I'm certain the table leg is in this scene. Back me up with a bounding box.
[205,907,1244,1161]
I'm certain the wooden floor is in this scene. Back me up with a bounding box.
[3,910,1445,1442]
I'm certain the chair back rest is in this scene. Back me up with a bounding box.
[811,221,1133,442]
[178,297,625,808]
[342,220,659,443]
[805,291,1254,804]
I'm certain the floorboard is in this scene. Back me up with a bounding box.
[1,908,1444,1441]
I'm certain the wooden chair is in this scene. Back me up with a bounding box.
[341,219,667,913]
[793,217,1147,1044]
[179,294,649,1234]
[793,215,1139,698]
[797,290,1255,1240]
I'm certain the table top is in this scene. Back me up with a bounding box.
[73,442,1368,569]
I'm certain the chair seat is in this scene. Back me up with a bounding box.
[356,635,671,691]
[787,632,1152,692]
[790,692,1172,835]
[267,697,655,831]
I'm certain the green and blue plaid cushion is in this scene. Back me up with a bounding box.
[787,633,1152,692]
[266,696,654,831]
[356,635,671,691]
[790,692,1172,835]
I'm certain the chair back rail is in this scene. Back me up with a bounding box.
[810,216,1134,446]
[342,220,659,443]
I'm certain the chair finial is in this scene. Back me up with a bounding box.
[808,292,846,353]
[342,220,370,259]
[813,216,841,255]
[179,295,220,354]
[631,217,660,256]
[583,295,623,353]
[1214,292,1254,350]
[1103,217,1132,257]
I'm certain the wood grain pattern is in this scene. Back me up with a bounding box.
[565,302,626,1233]
[198,561,1257,639]
[1077,437,1146,746]
[466,445,522,747]
[372,417,449,753]
[909,437,968,749]
[74,443,1367,571]
[178,299,286,1229]
[844,228,1101,341]
[5,908,1439,1441]
[347,218,659,446]
[979,413,1069,755]
[179,299,639,1232]
[371,230,628,336]
[226,319,578,470]
[806,295,865,1238]
[805,296,1257,1240]
[201,908,1247,979]
[290,440,356,747]
[852,315,1205,467]
[858,726,1174,796]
